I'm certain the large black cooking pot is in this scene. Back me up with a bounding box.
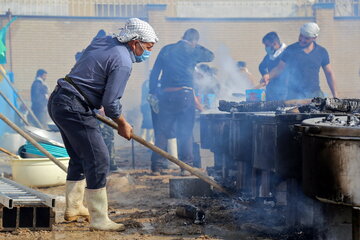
[300,116,360,207]
[251,112,277,171]
[275,113,332,179]
[199,111,231,152]
[229,112,275,193]
[229,112,259,162]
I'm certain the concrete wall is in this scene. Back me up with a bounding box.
[0,3,359,130]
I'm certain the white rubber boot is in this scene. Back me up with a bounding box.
[167,138,180,170]
[86,187,125,231]
[148,129,155,145]
[140,128,147,140]
[64,179,90,222]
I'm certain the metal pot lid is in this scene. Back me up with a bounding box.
[23,126,64,147]
[301,116,360,137]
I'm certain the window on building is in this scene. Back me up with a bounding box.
[96,4,147,17]
[354,0,359,16]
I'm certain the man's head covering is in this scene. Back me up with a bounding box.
[115,18,158,43]
[300,22,320,38]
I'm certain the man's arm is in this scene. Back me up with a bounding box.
[245,71,258,87]
[149,50,163,94]
[323,63,338,98]
[195,44,214,63]
[113,114,132,140]
[261,60,286,85]
[259,56,268,76]
[101,66,131,119]
[101,65,133,140]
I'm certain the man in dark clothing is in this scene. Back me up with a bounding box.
[261,22,338,99]
[98,107,118,171]
[149,28,214,174]
[259,32,288,100]
[47,18,158,231]
[30,69,48,125]
[74,31,118,172]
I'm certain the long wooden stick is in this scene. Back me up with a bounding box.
[0,65,44,129]
[253,82,266,89]
[0,147,21,159]
[0,113,67,173]
[0,89,30,126]
[95,113,231,195]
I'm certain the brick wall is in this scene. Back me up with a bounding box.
[0,4,359,129]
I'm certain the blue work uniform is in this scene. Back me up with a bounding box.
[31,77,49,125]
[281,42,329,99]
[149,40,214,171]
[48,36,135,189]
[259,52,288,101]
[141,79,153,129]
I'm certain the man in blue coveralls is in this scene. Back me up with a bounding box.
[48,18,158,231]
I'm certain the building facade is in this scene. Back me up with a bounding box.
[0,1,359,129]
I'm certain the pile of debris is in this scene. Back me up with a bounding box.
[317,114,360,127]
[218,98,360,114]
[218,99,303,113]
[298,98,360,113]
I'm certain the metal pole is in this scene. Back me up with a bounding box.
[0,147,20,159]
[131,138,135,169]
[95,113,231,195]
[0,113,68,173]
[5,9,13,73]
[0,89,30,126]
[0,65,45,129]
[353,208,360,240]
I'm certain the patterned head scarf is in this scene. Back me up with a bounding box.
[300,22,320,38]
[115,18,159,43]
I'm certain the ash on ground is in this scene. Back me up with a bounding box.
[0,145,325,240]
[218,98,360,115]
[299,98,360,114]
[316,114,360,127]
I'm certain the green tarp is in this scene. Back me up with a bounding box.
[0,16,17,64]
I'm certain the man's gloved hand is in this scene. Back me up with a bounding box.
[147,94,159,114]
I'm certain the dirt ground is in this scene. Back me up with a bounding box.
[0,144,317,240]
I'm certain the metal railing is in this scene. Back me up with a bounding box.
[175,0,315,18]
[334,0,360,17]
[0,0,169,17]
[0,0,358,18]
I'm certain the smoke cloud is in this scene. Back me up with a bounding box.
[213,44,254,102]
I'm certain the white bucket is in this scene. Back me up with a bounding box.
[11,157,69,187]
